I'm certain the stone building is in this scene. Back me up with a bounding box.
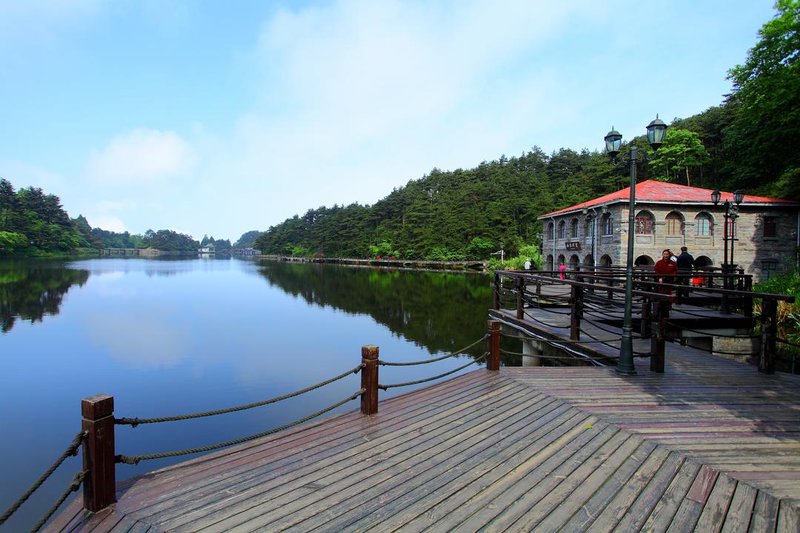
[538,180,799,281]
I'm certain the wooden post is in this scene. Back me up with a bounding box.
[361,345,379,415]
[487,320,500,371]
[649,301,668,373]
[759,298,777,374]
[82,394,116,512]
[640,298,652,338]
[743,277,753,318]
[493,273,501,310]
[516,276,524,319]
[570,285,582,341]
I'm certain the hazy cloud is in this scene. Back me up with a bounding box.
[85,129,195,185]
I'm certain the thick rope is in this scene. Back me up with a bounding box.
[379,335,488,366]
[0,431,85,527]
[31,471,86,533]
[116,364,363,426]
[500,348,609,362]
[116,389,363,465]
[379,355,485,390]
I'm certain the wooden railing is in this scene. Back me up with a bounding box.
[492,269,794,375]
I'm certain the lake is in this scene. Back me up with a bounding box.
[0,257,496,530]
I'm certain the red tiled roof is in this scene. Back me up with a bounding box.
[540,180,798,218]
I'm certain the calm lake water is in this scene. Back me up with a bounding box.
[0,257,496,530]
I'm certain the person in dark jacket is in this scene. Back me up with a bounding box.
[676,246,694,297]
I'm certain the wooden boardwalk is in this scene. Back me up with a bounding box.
[50,350,800,532]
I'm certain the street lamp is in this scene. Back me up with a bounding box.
[711,189,744,296]
[604,116,668,375]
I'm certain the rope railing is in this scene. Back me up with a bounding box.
[0,430,86,529]
[117,389,364,465]
[499,348,607,365]
[116,364,363,427]
[379,353,487,390]
[379,335,488,366]
[31,471,87,533]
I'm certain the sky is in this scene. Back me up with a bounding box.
[0,0,778,242]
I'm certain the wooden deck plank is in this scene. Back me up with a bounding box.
[563,441,669,531]
[44,336,800,533]
[299,410,598,533]
[374,417,605,533]
[209,387,562,532]
[607,451,687,532]
[452,428,629,531]
[694,473,738,532]
[777,499,800,533]
[640,459,703,531]
[720,481,758,533]
[163,383,547,531]
[748,491,780,532]
[128,374,516,525]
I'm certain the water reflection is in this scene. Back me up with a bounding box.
[257,261,493,356]
[0,261,89,333]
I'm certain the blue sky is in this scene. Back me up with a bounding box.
[0,0,777,242]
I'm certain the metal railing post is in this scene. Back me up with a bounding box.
[82,394,116,512]
[360,346,379,415]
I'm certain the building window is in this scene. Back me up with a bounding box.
[584,217,594,237]
[665,212,684,235]
[695,212,713,236]
[570,218,579,238]
[557,220,566,239]
[547,221,554,240]
[602,213,613,235]
[763,216,777,238]
[635,211,655,235]
[762,260,778,280]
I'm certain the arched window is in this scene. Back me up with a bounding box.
[583,216,594,237]
[558,220,566,239]
[601,213,613,235]
[599,254,612,267]
[547,221,554,240]
[695,212,713,236]
[570,218,579,238]
[635,211,655,235]
[665,211,684,236]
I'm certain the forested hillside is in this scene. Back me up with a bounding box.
[256,2,798,261]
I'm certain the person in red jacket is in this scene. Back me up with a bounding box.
[654,249,677,294]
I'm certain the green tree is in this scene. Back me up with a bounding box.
[650,128,711,186]
[724,0,800,193]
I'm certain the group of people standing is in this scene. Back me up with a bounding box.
[655,246,695,294]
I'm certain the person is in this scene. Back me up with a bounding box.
[654,249,678,295]
[524,259,531,270]
[558,262,566,280]
[676,246,694,296]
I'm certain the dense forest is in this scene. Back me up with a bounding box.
[255,1,799,262]
[0,178,201,255]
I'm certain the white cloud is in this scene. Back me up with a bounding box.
[88,213,128,233]
[85,128,196,185]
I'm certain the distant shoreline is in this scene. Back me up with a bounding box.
[257,254,489,272]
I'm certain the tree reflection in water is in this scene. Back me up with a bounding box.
[0,261,90,333]
[257,261,494,359]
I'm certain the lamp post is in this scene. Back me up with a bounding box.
[711,189,744,298]
[604,116,667,375]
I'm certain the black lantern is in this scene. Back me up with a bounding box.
[604,127,622,158]
[733,190,744,205]
[711,189,721,205]
[646,115,668,149]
